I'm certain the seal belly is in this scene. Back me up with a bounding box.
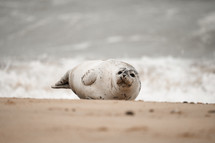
[69,60,103,99]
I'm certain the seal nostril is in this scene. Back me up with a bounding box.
[123,74,126,77]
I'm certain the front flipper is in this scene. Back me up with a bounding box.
[51,71,70,89]
[81,69,98,86]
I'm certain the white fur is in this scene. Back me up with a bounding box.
[53,59,141,100]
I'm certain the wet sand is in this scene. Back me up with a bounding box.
[0,98,215,143]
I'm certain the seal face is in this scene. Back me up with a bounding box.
[116,68,137,88]
[52,59,141,100]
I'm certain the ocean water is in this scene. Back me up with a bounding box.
[0,57,215,103]
[0,0,215,103]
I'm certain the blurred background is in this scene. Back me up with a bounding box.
[0,0,215,103]
[1,0,215,59]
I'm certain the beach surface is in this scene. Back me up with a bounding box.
[0,98,215,143]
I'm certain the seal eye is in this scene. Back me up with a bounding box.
[130,73,135,77]
[118,71,122,75]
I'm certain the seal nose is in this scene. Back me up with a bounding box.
[122,70,129,78]
[123,72,127,77]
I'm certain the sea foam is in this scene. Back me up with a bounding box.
[0,57,214,103]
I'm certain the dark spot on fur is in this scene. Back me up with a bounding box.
[86,97,95,99]
[123,94,127,98]
[127,96,132,100]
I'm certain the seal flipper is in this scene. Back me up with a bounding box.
[51,71,70,89]
[82,69,98,86]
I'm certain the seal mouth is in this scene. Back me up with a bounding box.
[117,77,132,88]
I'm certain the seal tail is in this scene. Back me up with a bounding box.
[51,70,70,89]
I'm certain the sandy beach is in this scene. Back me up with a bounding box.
[0,98,215,143]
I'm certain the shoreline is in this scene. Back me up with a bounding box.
[1,97,214,104]
[0,98,215,143]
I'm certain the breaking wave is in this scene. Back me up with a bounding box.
[0,56,215,103]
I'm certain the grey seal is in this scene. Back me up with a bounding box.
[52,59,141,100]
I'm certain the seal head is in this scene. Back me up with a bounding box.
[109,62,141,100]
[116,68,137,88]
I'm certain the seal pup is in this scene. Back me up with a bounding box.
[52,59,141,100]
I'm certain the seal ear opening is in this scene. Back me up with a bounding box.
[51,71,70,89]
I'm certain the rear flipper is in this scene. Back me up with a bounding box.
[51,70,70,89]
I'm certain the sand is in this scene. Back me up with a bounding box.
[0,98,215,143]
